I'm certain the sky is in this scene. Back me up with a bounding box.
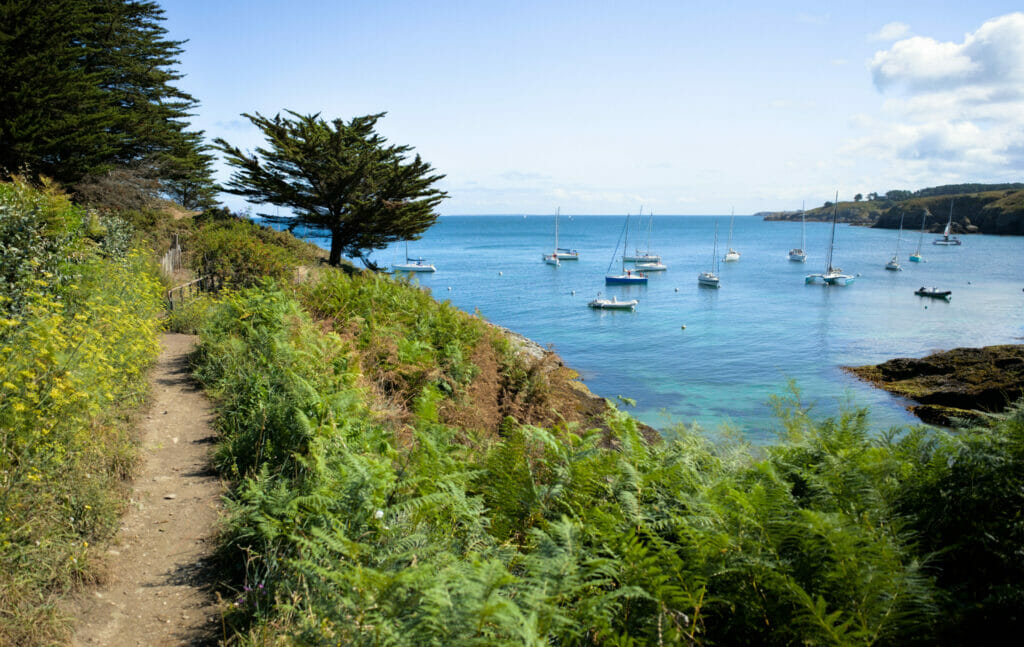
[162,1,1024,215]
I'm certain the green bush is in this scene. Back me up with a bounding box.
[187,217,322,287]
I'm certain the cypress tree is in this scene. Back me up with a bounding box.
[0,0,216,206]
[216,111,448,267]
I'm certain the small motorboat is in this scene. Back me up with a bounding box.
[915,286,951,299]
[588,295,638,310]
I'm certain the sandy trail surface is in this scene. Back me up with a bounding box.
[71,333,222,646]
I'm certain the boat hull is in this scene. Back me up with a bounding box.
[909,254,922,263]
[723,250,740,262]
[606,274,647,285]
[392,264,436,273]
[932,238,961,246]
[915,288,951,299]
[623,254,661,263]
[788,249,806,262]
[588,298,637,310]
[634,262,667,272]
[697,272,720,288]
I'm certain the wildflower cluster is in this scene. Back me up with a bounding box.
[0,182,163,644]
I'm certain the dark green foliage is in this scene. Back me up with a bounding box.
[187,218,319,286]
[215,111,447,267]
[0,0,216,204]
[889,406,1024,644]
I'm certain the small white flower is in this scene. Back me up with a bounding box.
[374,509,384,520]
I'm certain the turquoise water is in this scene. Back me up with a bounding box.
[280,215,1024,442]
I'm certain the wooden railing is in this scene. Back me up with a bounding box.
[166,274,220,310]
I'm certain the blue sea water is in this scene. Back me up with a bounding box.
[279,215,1024,442]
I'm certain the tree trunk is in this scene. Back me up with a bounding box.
[328,229,343,266]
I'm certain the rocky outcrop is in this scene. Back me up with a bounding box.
[872,191,1024,236]
[846,345,1024,425]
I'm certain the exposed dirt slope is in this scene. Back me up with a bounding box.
[70,334,222,646]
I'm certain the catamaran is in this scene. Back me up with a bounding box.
[910,212,925,262]
[606,212,648,285]
[789,202,807,262]
[392,241,436,273]
[723,208,740,262]
[933,199,962,246]
[885,211,905,271]
[806,193,854,286]
[698,221,721,288]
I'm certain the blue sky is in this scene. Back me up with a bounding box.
[163,1,1024,215]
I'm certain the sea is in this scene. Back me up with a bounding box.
[269,214,1024,443]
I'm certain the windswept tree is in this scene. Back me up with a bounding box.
[215,111,448,268]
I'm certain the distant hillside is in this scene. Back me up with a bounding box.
[763,201,887,225]
[874,190,1024,236]
[763,184,1024,235]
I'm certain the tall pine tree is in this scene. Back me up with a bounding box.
[0,0,216,207]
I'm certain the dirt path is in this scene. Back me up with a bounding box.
[71,334,223,646]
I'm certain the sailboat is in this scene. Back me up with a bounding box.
[698,221,721,288]
[885,211,904,271]
[606,212,648,285]
[723,208,740,262]
[392,241,436,273]
[788,202,807,262]
[932,199,962,246]
[542,208,561,266]
[623,206,661,262]
[634,211,667,271]
[909,212,925,262]
[806,192,854,286]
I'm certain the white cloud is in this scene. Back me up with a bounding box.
[851,13,1024,181]
[871,22,911,41]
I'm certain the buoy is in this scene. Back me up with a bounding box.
[674,287,679,292]
[681,324,686,329]
[447,286,452,291]
[570,290,575,295]
[498,271,503,276]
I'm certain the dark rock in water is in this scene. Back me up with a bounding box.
[845,345,1024,425]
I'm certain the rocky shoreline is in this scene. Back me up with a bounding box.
[845,345,1024,425]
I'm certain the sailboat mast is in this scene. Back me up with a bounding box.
[945,198,954,236]
[712,221,719,273]
[554,207,559,251]
[623,212,630,273]
[895,212,904,255]
[800,200,806,249]
[727,208,734,248]
[825,191,838,272]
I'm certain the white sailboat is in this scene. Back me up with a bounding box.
[932,199,962,246]
[788,202,807,262]
[806,192,854,286]
[885,211,904,271]
[634,210,667,271]
[698,221,721,288]
[909,212,925,262]
[623,206,662,263]
[723,208,740,262]
[606,212,648,285]
[392,241,436,273]
[542,208,561,266]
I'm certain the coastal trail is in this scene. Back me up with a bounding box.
[70,334,223,646]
